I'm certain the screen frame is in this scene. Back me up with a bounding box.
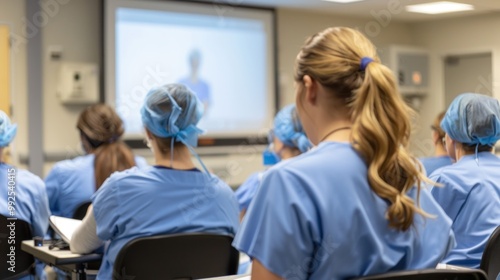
[103,0,279,147]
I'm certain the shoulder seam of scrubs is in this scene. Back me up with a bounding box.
[451,183,481,224]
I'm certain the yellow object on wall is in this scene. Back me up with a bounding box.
[0,25,10,115]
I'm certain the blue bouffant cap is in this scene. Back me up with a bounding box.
[273,104,312,152]
[0,110,17,148]
[141,84,204,147]
[441,93,500,146]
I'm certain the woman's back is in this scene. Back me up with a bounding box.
[420,155,453,176]
[92,165,239,279]
[0,163,50,279]
[431,93,500,268]
[0,163,50,237]
[45,154,148,218]
[235,172,263,212]
[431,152,500,267]
[235,142,455,279]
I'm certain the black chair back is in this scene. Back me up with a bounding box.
[113,233,239,280]
[351,269,488,280]
[0,214,35,280]
[72,201,91,220]
[480,226,500,280]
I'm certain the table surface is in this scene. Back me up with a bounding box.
[21,240,102,266]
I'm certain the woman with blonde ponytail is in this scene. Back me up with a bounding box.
[233,27,455,279]
[45,104,148,219]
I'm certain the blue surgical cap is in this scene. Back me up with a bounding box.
[273,104,312,152]
[0,110,17,148]
[441,93,500,146]
[141,84,204,147]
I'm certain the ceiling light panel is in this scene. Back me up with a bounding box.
[406,1,474,15]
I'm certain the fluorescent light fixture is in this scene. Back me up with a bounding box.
[406,1,474,14]
[322,0,365,3]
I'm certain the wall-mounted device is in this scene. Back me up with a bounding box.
[379,45,430,109]
[57,62,99,104]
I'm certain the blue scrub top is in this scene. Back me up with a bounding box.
[0,163,50,279]
[420,155,453,176]
[234,142,455,280]
[92,165,239,280]
[235,172,264,212]
[430,152,500,268]
[45,154,148,218]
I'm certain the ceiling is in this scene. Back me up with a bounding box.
[207,0,500,22]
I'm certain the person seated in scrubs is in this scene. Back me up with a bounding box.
[233,27,455,280]
[45,104,148,219]
[0,110,50,280]
[70,84,239,280]
[431,93,500,268]
[236,104,311,220]
[420,111,453,175]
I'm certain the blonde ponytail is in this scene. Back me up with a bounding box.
[352,62,428,230]
[295,27,428,231]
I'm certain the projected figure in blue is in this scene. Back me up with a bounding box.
[178,49,211,112]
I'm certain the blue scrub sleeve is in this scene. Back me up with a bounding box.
[233,169,317,279]
[411,187,456,266]
[31,181,50,238]
[44,165,62,216]
[235,173,261,212]
[430,174,467,222]
[450,184,500,260]
[92,179,120,241]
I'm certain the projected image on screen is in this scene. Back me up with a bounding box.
[112,6,273,138]
[178,49,211,112]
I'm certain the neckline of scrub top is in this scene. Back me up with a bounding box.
[432,155,451,159]
[153,165,201,172]
[456,151,498,163]
[317,140,351,148]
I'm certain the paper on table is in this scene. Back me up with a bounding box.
[49,215,82,244]
[235,277,250,280]
[436,263,471,270]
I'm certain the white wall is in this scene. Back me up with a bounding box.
[277,8,415,106]
[410,13,500,156]
[444,53,492,106]
[42,0,102,156]
[276,9,434,157]
[0,0,27,164]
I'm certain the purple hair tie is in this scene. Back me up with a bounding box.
[108,135,119,144]
[360,57,374,71]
